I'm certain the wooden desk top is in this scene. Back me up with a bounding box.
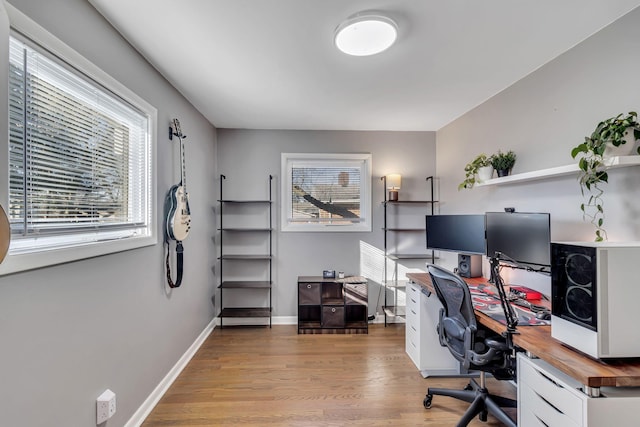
[407,272,640,388]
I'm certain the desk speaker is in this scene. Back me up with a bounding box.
[458,254,482,278]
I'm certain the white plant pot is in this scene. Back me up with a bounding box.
[604,142,635,157]
[604,128,638,157]
[477,166,494,182]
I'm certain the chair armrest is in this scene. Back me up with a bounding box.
[437,308,446,347]
[485,337,510,352]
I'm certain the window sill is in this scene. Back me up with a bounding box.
[0,234,157,276]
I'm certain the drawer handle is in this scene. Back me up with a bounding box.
[411,310,417,315]
[307,284,312,289]
[538,370,564,389]
[411,298,417,304]
[534,415,549,427]
[331,308,336,313]
[535,391,564,415]
[411,325,417,332]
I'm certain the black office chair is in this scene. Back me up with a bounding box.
[423,264,517,427]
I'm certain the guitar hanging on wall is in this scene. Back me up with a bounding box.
[0,204,10,265]
[164,118,191,288]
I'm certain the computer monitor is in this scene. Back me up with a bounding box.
[485,212,551,268]
[426,214,486,255]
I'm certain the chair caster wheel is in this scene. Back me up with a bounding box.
[480,410,488,422]
[464,384,473,391]
[423,394,433,409]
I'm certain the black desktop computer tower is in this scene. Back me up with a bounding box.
[458,254,482,278]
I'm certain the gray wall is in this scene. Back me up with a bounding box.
[0,1,218,426]
[216,129,436,319]
[436,7,640,292]
[2,1,639,425]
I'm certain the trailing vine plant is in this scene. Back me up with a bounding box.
[571,111,640,241]
[458,154,491,190]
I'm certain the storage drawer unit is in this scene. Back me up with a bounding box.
[405,280,457,376]
[297,276,367,334]
[405,281,422,365]
[518,353,640,427]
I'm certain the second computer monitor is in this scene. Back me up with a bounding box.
[485,212,551,268]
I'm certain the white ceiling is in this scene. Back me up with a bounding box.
[89,0,640,131]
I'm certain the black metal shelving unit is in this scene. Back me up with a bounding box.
[381,176,437,326]
[217,174,273,327]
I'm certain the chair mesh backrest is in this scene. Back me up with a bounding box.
[427,264,477,361]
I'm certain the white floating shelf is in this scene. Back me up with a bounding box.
[475,156,640,187]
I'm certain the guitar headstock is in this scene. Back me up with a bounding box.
[171,118,186,140]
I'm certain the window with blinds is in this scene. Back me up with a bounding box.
[281,153,372,232]
[7,35,153,254]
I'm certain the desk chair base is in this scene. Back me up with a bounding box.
[423,373,516,427]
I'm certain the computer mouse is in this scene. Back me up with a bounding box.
[536,311,551,321]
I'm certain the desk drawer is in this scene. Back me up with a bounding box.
[406,323,420,351]
[405,324,420,367]
[518,355,583,425]
[406,304,419,324]
[406,339,420,367]
[407,282,420,306]
[520,384,580,427]
[406,318,419,341]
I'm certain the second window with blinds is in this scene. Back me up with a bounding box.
[281,153,372,232]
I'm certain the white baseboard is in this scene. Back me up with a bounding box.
[124,318,216,427]
[217,315,383,326]
[369,315,385,324]
[273,315,297,325]
[215,315,297,326]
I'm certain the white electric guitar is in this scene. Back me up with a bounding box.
[165,118,191,241]
[0,204,9,264]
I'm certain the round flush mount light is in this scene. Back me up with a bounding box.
[334,11,398,56]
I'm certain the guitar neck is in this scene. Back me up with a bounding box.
[173,118,187,191]
[181,137,187,191]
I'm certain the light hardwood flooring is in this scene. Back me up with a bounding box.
[142,324,516,426]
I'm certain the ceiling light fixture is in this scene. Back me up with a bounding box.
[334,11,398,57]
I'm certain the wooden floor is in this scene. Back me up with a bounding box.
[143,324,516,426]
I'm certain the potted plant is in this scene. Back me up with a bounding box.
[570,111,640,241]
[458,154,492,190]
[490,150,517,177]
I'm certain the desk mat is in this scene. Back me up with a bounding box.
[468,283,550,326]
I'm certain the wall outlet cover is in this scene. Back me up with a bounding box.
[97,389,116,424]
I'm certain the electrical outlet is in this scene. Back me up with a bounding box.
[96,389,116,424]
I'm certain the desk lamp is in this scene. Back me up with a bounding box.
[386,174,401,201]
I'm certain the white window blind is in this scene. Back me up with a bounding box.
[281,153,372,232]
[8,35,152,253]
